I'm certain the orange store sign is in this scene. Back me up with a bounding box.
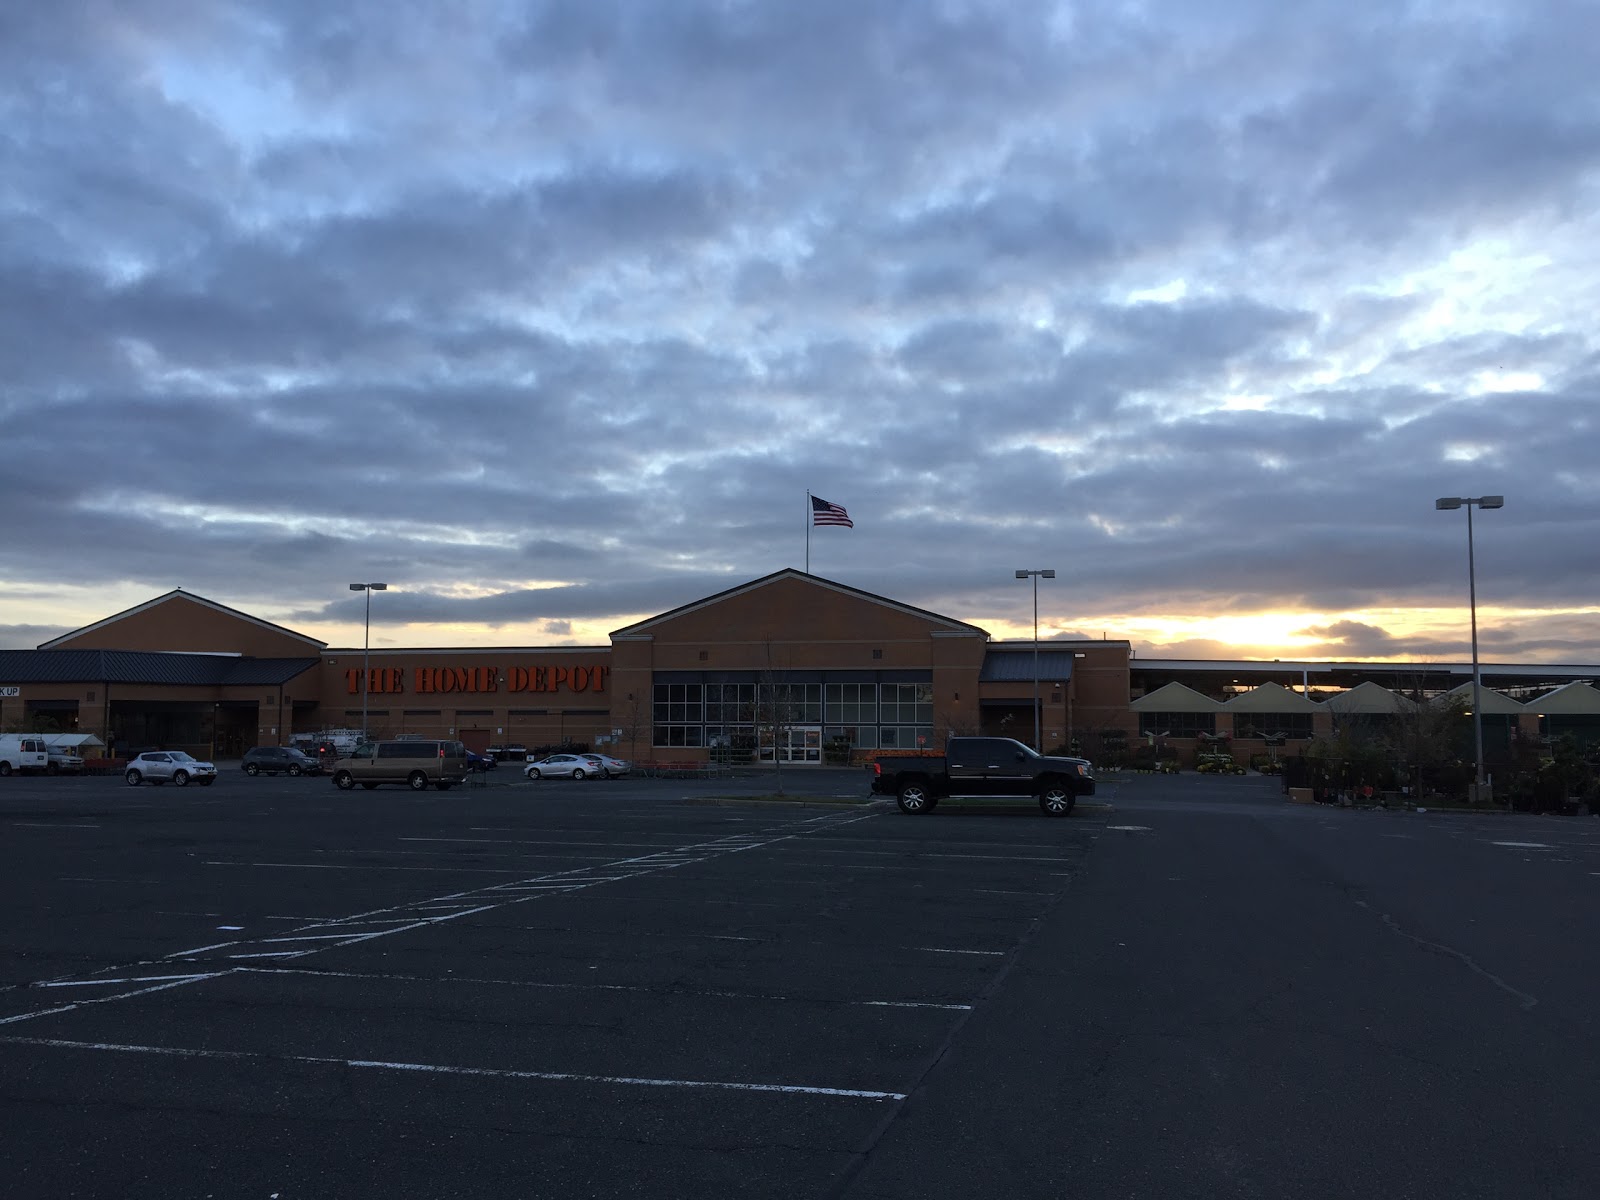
[344,665,608,696]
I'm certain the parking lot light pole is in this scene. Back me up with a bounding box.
[1015,569,1056,751]
[348,583,388,740]
[1434,496,1503,805]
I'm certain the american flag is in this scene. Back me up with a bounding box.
[811,495,853,528]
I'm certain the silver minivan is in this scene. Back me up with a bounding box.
[330,739,469,791]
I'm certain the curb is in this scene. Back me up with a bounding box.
[681,796,883,809]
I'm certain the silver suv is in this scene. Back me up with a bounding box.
[125,751,218,788]
[330,739,469,792]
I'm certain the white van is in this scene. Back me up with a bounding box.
[0,735,51,776]
[297,728,364,756]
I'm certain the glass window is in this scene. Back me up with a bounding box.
[760,683,822,723]
[1138,712,1216,738]
[880,683,933,724]
[653,683,703,724]
[705,683,756,723]
[824,725,877,749]
[653,725,705,748]
[878,726,933,749]
[825,682,878,724]
[1232,712,1313,739]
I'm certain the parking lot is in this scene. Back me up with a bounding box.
[6,767,1599,1198]
[0,768,1107,1198]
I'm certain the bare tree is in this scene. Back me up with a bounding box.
[615,691,651,766]
[755,638,801,797]
[935,705,979,742]
[1382,672,1470,800]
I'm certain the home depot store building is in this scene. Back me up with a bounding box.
[0,570,1132,763]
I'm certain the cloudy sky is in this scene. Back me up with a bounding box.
[3,0,1597,661]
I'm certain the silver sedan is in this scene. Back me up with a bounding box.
[580,753,631,779]
[524,753,592,780]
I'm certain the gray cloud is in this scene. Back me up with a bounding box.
[2,0,1598,662]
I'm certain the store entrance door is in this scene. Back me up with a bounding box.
[761,725,823,765]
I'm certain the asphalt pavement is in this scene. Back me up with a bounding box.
[0,767,1595,1197]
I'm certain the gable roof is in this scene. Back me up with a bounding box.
[1437,682,1526,714]
[1526,681,1600,714]
[609,569,989,638]
[1224,681,1322,713]
[37,589,325,651]
[1325,681,1417,714]
[1130,681,1221,712]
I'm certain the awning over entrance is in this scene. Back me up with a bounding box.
[979,650,1078,682]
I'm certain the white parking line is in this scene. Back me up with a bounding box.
[913,947,1006,957]
[238,966,970,1012]
[226,951,303,960]
[0,974,228,1026]
[5,810,884,1021]
[168,941,238,957]
[258,934,363,943]
[0,1034,905,1100]
[34,973,221,989]
[863,1001,971,1011]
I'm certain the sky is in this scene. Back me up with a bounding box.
[2,0,1597,661]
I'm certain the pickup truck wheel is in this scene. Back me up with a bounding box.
[897,783,934,814]
[1039,784,1075,817]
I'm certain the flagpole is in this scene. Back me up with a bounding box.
[805,490,811,574]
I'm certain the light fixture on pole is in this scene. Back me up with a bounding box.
[1434,496,1503,805]
[348,583,388,740]
[1015,569,1056,751]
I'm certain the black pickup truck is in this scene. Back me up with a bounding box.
[868,736,1095,817]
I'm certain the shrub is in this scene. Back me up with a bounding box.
[823,737,852,766]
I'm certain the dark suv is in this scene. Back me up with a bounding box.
[241,746,321,777]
